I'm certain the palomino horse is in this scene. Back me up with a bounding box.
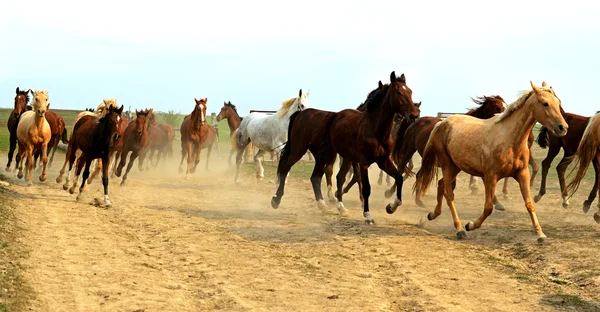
[567,112,600,223]
[31,110,68,169]
[272,72,420,224]
[387,95,507,208]
[115,109,152,185]
[6,87,31,172]
[16,90,52,186]
[179,98,216,179]
[234,90,310,182]
[216,101,244,167]
[413,81,568,243]
[140,111,175,170]
[534,112,598,209]
[57,105,124,206]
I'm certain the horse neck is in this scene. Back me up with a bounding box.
[34,113,46,131]
[365,98,395,140]
[497,102,537,147]
[227,110,242,131]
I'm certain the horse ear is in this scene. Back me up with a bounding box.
[27,89,33,95]
[47,103,50,110]
[530,81,541,94]
[415,102,421,108]
[118,105,124,113]
[298,89,302,98]
[399,73,406,83]
[378,80,384,90]
[389,71,397,84]
[16,87,19,94]
[305,89,310,97]
[194,97,197,102]
[541,81,548,88]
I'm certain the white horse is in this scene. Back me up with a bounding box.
[234,89,310,182]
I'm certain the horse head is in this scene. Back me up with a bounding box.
[31,90,50,118]
[530,81,568,137]
[296,89,310,112]
[13,87,31,118]
[134,108,152,137]
[193,97,208,126]
[386,72,419,122]
[217,101,235,122]
[104,104,125,147]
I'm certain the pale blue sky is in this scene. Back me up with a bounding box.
[1,0,599,117]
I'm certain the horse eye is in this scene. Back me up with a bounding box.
[543,102,549,107]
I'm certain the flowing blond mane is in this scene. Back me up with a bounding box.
[494,90,532,123]
[31,90,49,109]
[276,96,298,118]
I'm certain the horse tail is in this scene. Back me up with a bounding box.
[566,113,600,197]
[413,123,441,195]
[392,120,414,175]
[276,111,300,184]
[61,128,69,144]
[536,126,549,149]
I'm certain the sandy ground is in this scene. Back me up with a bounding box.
[1,151,599,312]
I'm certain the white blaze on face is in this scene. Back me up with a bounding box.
[199,103,206,123]
[402,86,407,91]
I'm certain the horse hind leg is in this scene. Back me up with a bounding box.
[334,158,353,215]
[87,160,102,185]
[69,156,86,194]
[324,162,336,203]
[205,144,213,171]
[310,158,330,211]
[502,177,510,198]
[465,175,498,234]
[6,132,17,171]
[76,159,93,202]
[121,151,139,186]
[254,149,266,180]
[469,175,479,195]
[38,143,49,182]
[583,155,600,213]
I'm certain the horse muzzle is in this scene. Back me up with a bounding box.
[405,113,419,122]
[553,124,568,137]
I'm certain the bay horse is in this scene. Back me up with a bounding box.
[58,105,124,206]
[534,112,597,209]
[6,87,31,172]
[566,112,600,223]
[272,71,420,224]
[16,90,52,186]
[216,101,244,167]
[386,95,507,208]
[179,98,216,179]
[140,111,175,170]
[115,109,152,185]
[87,111,129,184]
[234,90,309,182]
[413,81,568,243]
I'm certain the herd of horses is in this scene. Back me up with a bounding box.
[4,72,600,242]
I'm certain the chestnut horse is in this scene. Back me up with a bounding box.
[6,87,31,172]
[216,101,244,167]
[413,81,568,243]
[272,72,420,224]
[115,109,152,185]
[58,105,124,206]
[387,95,507,208]
[140,111,175,170]
[534,112,597,209]
[566,112,600,223]
[16,90,52,186]
[179,98,216,179]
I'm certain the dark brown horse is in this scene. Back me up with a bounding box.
[56,105,124,207]
[140,111,175,170]
[534,112,598,210]
[32,110,68,169]
[216,101,245,166]
[271,71,420,224]
[6,87,31,171]
[88,113,129,183]
[115,109,152,186]
[179,98,216,179]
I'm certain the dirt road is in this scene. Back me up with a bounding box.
[1,153,599,311]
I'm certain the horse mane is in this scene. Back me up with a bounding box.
[225,102,238,114]
[494,90,534,123]
[16,88,31,104]
[363,85,389,112]
[276,97,298,118]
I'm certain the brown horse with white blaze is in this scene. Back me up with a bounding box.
[115,109,152,186]
[6,87,31,172]
[413,81,567,243]
[179,98,215,179]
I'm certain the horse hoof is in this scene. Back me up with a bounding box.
[365,218,375,225]
[456,230,468,240]
[271,196,280,209]
[120,181,125,186]
[184,176,191,180]
[5,166,10,172]
[69,188,75,194]
[465,221,475,231]
[384,190,394,199]
[533,194,542,203]
[39,175,46,182]
[62,184,68,191]
[470,190,478,196]
[562,201,569,209]
[416,200,426,208]
[494,203,505,211]
[105,200,112,208]
[583,201,592,213]
[537,237,547,244]
[377,179,382,186]
[427,212,435,221]
[138,167,144,172]
[386,204,397,214]
[317,200,327,211]
[27,182,33,187]
[17,173,23,179]
[56,177,62,183]
[87,179,93,185]
[594,212,600,224]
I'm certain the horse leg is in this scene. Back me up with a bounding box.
[403,158,414,180]
[16,142,26,179]
[101,156,112,207]
[69,156,86,194]
[556,153,574,208]
[254,149,266,179]
[6,131,17,171]
[270,145,306,209]
[377,157,403,215]
[465,175,498,233]
[502,178,510,198]
[178,142,187,174]
[516,169,546,243]
[386,172,391,186]
[228,148,234,168]
[437,166,465,239]
[310,157,330,211]
[377,169,384,185]
[469,175,479,195]
[324,162,336,203]
[111,150,121,179]
[39,142,49,182]
[33,148,40,171]
[62,149,78,190]
[138,148,148,172]
[188,142,198,176]
[342,162,359,194]
[205,144,213,171]
[56,146,70,183]
[121,150,140,186]
[116,148,129,178]
[76,158,93,202]
[87,159,102,185]
[584,155,600,213]
[25,146,35,186]
[534,144,560,203]
[235,140,250,183]
[358,162,375,224]
[529,152,539,187]
[192,144,201,173]
[48,139,59,168]
[334,158,352,215]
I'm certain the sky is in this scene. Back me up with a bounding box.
[1,0,599,118]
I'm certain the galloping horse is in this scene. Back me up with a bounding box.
[115,109,152,185]
[16,90,52,186]
[234,90,310,182]
[6,87,31,172]
[534,112,597,209]
[31,110,68,169]
[387,95,507,208]
[272,72,419,224]
[216,101,244,167]
[179,98,216,179]
[87,109,129,184]
[57,105,124,206]
[413,81,568,243]
[567,112,600,223]
[140,111,175,170]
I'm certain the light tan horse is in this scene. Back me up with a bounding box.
[566,112,600,224]
[16,90,52,186]
[413,81,568,243]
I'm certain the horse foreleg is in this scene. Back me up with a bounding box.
[69,156,86,194]
[469,175,479,195]
[16,143,26,179]
[115,149,129,178]
[185,141,194,179]
[48,138,59,167]
[205,144,213,171]
[76,158,92,202]
[111,150,121,178]
[146,148,155,171]
[178,142,187,174]
[121,150,140,186]
[502,178,510,198]
[556,153,574,208]
[39,142,49,182]
[138,147,148,172]
[324,162,336,203]
[101,156,112,207]
[534,144,561,203]
[6,131,17,171]
[465,175,497,234]
[377,169,384,185]
[310,158,329,211]
[254,149,266,179]
[515,169,546,243]
[583,155,600,213]
[25,146,35,186]
[377,157,403,215]
[358,162,375,224]
[529,151,539,187]
[334,158,352,214]
[62,148,78,190]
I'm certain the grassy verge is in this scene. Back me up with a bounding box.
[0,174,32,311]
